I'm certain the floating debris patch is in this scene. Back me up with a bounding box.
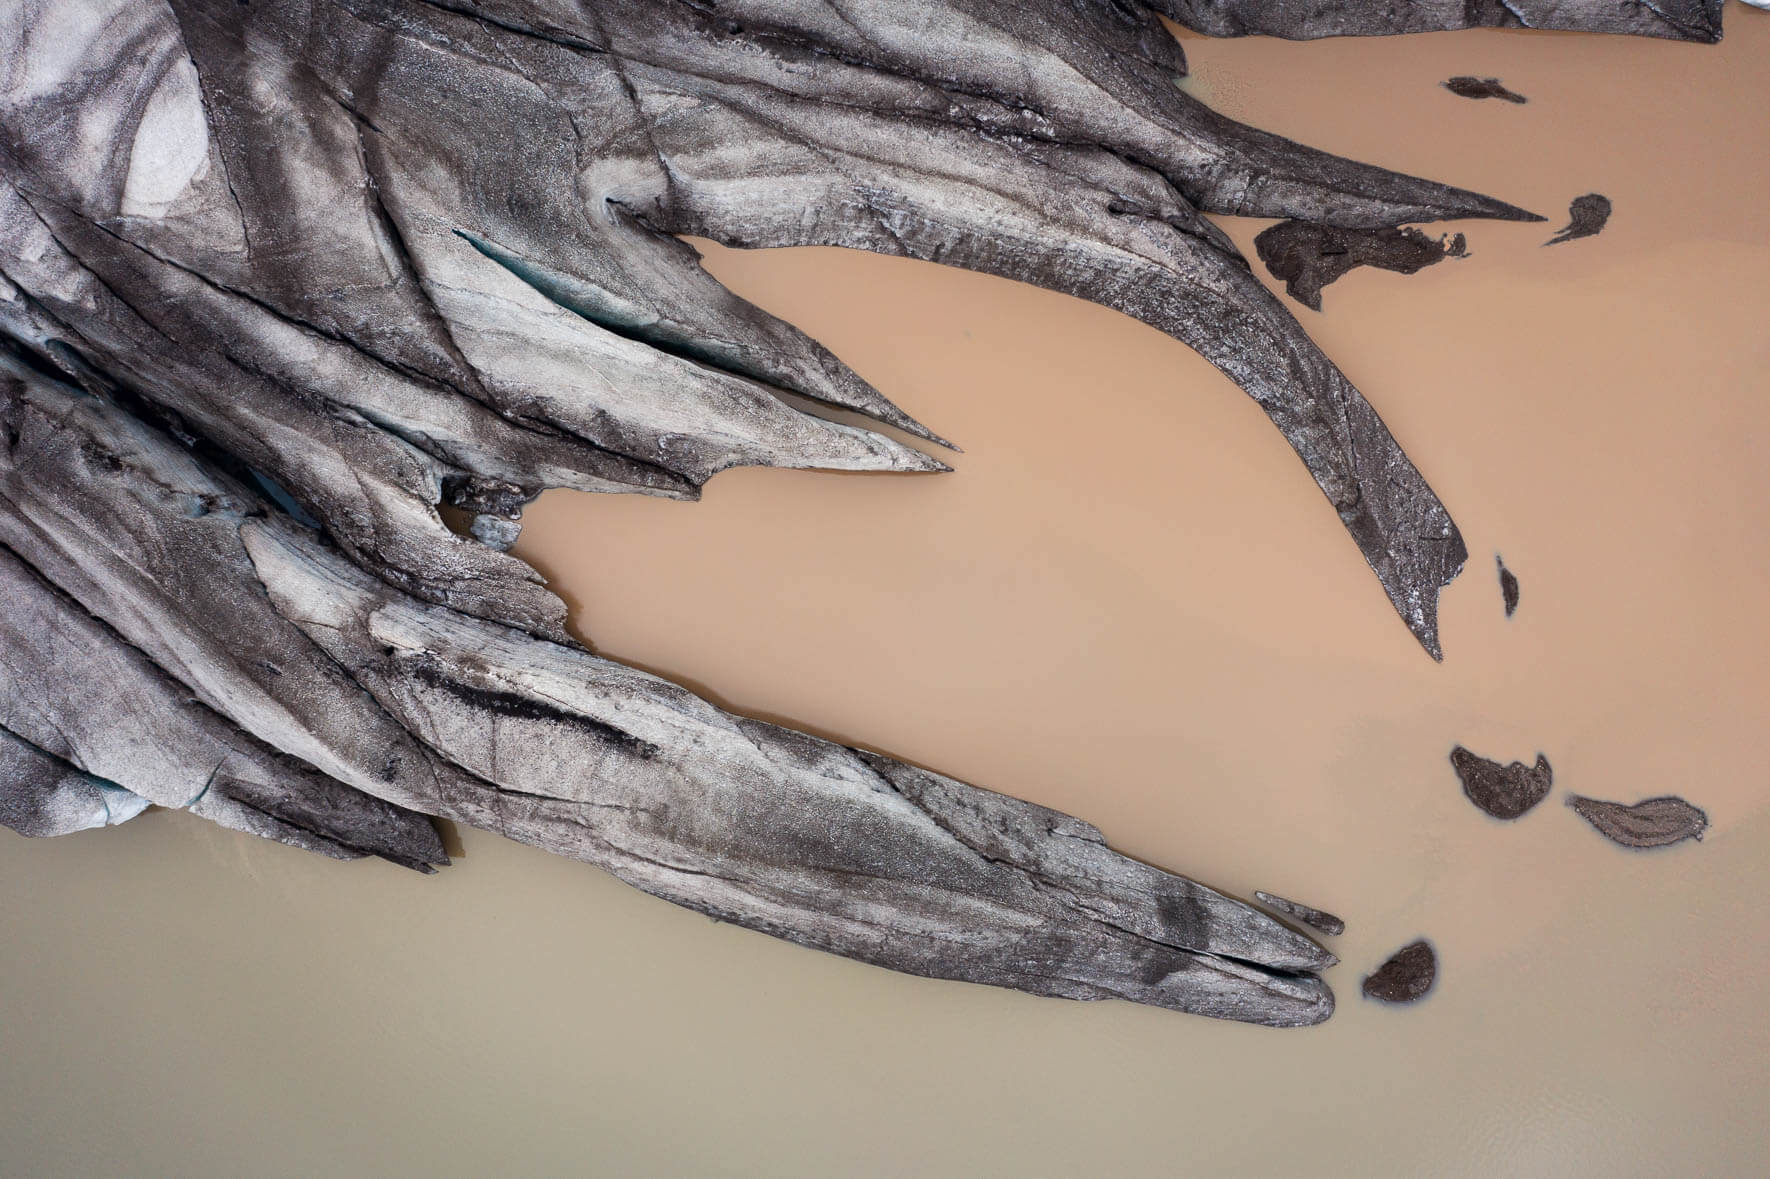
[1255,891,1345,936]
[1254,221,1469,311]
[1497,554,1520,617]
[1547,194,1613,245]
[1450,746,1553,819]
[1363,939,1437,1004]
[1567,794,1709,848]
[1444,76,1529,103]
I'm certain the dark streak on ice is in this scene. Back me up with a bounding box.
[405,658,661,759]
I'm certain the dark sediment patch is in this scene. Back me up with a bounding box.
[1546,194,1612,245]
[1450,746,1552,819]
[1362,939,1436,1004]
[1444,76,1529,103]
[1497,554,1520,617]
[1254,221,1468,311]
[1567,794,1708,848]
[1254,891,1345,936]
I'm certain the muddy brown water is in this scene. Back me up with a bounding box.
[4,15,1768,1176]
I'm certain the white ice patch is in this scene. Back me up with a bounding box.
[119,53,209,219]
[99,784,152,826]
[1,0,121,101]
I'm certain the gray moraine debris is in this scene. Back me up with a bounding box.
[1254,891,1345,936]
[1363,940,1437,1004]
[1254,221,1468,312]
[1497,555,1521,617]
[1161,1,1722,40]
[1450,747,1553,820]
[1567,795,1709,848]
[1547,194,1613,245]
[1444,76,1529,103]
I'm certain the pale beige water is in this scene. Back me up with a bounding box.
[3,15,1768,1177]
